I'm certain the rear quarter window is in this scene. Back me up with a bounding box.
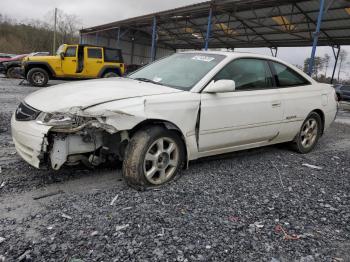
[272,62,310,87]
[104,49,123,63]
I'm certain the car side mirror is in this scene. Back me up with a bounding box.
[60,52,65,60]
[203,79,236,93]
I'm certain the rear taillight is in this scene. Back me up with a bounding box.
[334,92,339,102]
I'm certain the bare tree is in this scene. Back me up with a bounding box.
[323,53,330,78]
[338,49,348,82]
[44,9,81,51]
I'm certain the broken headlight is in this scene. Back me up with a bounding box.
[36,112,79,127]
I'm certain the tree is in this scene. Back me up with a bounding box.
[338,49,348,82]
[303,56,325,80]
[0,10,80,54]
[323,53,330,78]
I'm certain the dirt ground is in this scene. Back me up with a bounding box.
[0,77,350,261]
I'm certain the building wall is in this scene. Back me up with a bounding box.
[81,34,175,65]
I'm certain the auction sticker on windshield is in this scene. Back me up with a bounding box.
[191,55,215,62]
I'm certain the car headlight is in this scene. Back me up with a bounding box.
[36,112,77,127]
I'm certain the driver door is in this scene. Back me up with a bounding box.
[198,58,283,152]
[62,45,78,76]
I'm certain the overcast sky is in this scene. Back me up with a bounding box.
[1,0,349,77]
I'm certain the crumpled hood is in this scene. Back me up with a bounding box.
[25,77,182,112]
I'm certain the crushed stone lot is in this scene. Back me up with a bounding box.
[0,77,350,261]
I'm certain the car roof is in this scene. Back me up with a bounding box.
[179,50,316,85]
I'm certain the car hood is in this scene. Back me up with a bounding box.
[25,78,182,112]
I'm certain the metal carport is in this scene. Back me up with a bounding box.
[80,0,350,82]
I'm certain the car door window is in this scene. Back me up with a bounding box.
[213,58,274,91]
[87,48,102,59]
[341,85,350,92]
[65,46,77,57]
[272,62,310,87]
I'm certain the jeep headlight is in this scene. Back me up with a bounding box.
[36,112,77,127]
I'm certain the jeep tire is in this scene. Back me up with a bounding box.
[102,71,118,78]
[27,68,49,87]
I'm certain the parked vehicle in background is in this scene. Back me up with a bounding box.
[0,53,16,60]
[22,44,125,87]
[3,52,50,78]
[334,84,350,102]
[11,51,337,189]
[0,54,28,78]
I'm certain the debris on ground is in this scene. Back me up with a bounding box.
[0,181,5,189]
[302,163,323,170]
[110,194,119,206]
[33,190,64,200]
[275,224,300,240]
[90,231,99,237]
[61,213,72,220]
[115,224,129,232]
[0,237,5,244]
[17,250,31,262]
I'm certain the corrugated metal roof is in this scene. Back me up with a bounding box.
[80,0,350,49]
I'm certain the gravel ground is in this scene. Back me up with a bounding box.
[0,77,350,261]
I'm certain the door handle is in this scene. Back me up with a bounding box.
[96,61,102,64]
[72,60,76,62]
[272,102,281,107]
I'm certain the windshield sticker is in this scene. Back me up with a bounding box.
[192,55,215,62]
[153,76,162,82]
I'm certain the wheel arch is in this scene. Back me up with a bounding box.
[310,109,325,135]
[129,119,189,163]
[25,62,55,78]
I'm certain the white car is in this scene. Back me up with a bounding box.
[11,51,337,189]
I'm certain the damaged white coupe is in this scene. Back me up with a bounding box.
[11,51,338,189]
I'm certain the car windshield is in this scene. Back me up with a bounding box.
[56,45,65,55]
[128,53,226,91]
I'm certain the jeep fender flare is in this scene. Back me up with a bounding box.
[98,66,122,78]
[25,62,56,77]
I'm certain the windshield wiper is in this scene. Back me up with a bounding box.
[133,77,164,86]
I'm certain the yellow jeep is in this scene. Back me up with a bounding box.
[22,44,125,87]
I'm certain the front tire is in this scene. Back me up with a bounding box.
[293,112,322,154]
[27,68,49,87]
[123,126,185,190]
[6,67,20,78]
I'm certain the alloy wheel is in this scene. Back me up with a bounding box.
[300,118,318,149]
[143,137,179,185]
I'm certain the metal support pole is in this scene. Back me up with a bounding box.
[150,16,157,62]
[52,8,57,55]
[331,45,340,84]
[95,33,98,46]
[131,37,135,64]
[204,6,213,51]
[117,27,121,48]
[308,0,326,76]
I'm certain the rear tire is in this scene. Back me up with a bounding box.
[123,126,185,190]
[292,112,322,154]
[27,68,49,87]
[102,71,118,78]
